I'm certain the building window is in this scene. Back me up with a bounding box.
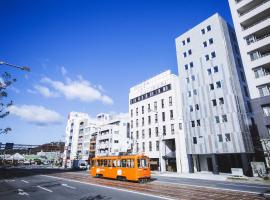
[155,127,158,137]
[185,64,188,70]
[188,91,192,97]
[142,117,145,126]
[209,38,213,44]
[203,41,207,47]
[195,104,199,110]
[207,68,212,75]
[214,66,218,73]
[207,25,211,31]
[190,62,194,68]
[131,109,133,117]
[156,141,160,151]
[187,37,190,43]
[148,128,151,138]
[222,115,228,122]
[216,81,221,88]
[170,110,174,120]
[210,83,214,90]
[142,142,145,152]
[131,120,133,128]
[190,105,193,112]
[193,137,197,144]
[136,108,138,116]
[262,104,270,117]
[191,75,195,81]
[163,125,166,136]
[182,40,185,46]
[161,99,165,108]
[142,129,145,139]
[218,134,223,142]
[186,77,190,83]
[114,140,119,143]
[258,85,270,97]
[205,55,209,61]
[225,133,231,142]
[179,123,182,130]
[197,120,201,126]
[188,49,192,55]
[154,101,157,110]
[162,112,165,121]
[211,51,216,58]
[171,124,175,134]
[148,116,151,125]
[155,114,158,123]
[169,96,172,106]
[219,97,224,105]
[149,141,152,151]
[148,103,151,112]
[142,106,144,114]
[215,116,220,123]
[193,89,197,95]
[183,52,187,58]
[191,121,195,127]
[136,119,139,127]
[201,29,205,35]
[136,131,139,139]
[136,143,139,152]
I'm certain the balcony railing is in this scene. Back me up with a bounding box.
[247,33,270,45]
[239,0,269,16]
[251,51,270,61]
[243,16,270,30]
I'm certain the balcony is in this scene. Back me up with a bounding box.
[249,43,270,62]
[242,9,270,31]
[238,0,269,17]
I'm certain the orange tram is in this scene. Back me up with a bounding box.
[90,154,151,183]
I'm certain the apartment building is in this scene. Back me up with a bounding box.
[228,0,270,167]
[129,70,188,173]
[175,13,254,175]
[63,112,100,167]
[95,114,132,156]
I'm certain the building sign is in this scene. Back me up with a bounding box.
[231,168,243,176]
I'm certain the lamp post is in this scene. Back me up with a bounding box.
[150,109,163,172]
[0,61,30,71]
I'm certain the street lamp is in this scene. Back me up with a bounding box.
[149,109,163,172]
[0,61,30,72]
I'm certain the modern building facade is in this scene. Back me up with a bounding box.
[129,70,188,173]
[228,0,270,167]
[95,114,132,157]
[175,13,254,175]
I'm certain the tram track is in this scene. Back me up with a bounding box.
[46,172,268,200]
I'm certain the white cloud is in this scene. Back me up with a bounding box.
[41,76,113,105]
[34,85,59,98]
[10,87,20,94]
[8,105,63,126]
[27,89,37,94]
[60,66,67,76]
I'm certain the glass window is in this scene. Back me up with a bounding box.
[188,49,192,55]
[188,91,192,97]
[190,62,194,68]
[207,25,211,31]
[211,51,216,58]
[191,121,195,127]
[162,112,165,121]
[193,89,197,95]
[149,128,151,138]
[225,133,231,142]
[183,52,187,58]
[197,120,200,126]
[219,97,224,105]
[203,41,207,47]
[205,55,209,61]
[156,141,159,151]
[169,96,172,106]
[212,99,217,106]
[190,105,193,112]
[170,110,173,119]
[193,137,197,144]
[215,116,220,123]
[214,66,218,73]
[182,40,185,46]
[142,142,145,152]
[209,38,213,44]
[163,125,166,135]
[210,84,214,90]
[218,134,223,142]
[191,75,195,81]
[155,127,158,137]
[187,37,190,43]
[149,141,152,151]
[185,64,188,70]
[207,68,211,75]
[142,129,145,139]
[216,81,221,88]
[262,104,270,117]
[201,29,205,35]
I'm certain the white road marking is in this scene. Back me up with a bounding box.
[21,180,29,183]
[37,185,53,193]
[154,180,270,196]
[217,182,270,189]
[18,189,29,196]
[5,179,15,182]
[41,175,174,200]
[61,183,76,189]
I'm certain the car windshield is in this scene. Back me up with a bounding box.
[80,163,86,166]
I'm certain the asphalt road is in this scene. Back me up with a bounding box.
[0,173,163,200]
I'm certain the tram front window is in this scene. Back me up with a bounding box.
[137,158,148,168]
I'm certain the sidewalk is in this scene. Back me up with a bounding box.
[151,171,270,185]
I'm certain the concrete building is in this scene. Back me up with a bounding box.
[228,0,270,167]
[63,112,99,167]
[129,70,188,173]
[95,114,132,156]
[175,13,254,175]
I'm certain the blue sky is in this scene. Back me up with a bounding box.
[0,0,233,144]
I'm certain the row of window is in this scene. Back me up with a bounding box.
[190,114,228,128]
[182,37,191,46]
[205,51,216,61]
[207,66,219,75]
[209,81,222,90]
[190,104,199,112]
[203,38,213,47]
[135,141,160,152]
[131,110,174,128]
[131,97,173,117]
[184,61,194,70]
[131,123,178,139]
[183,49,192,58]
[188,89,198,97]
[186,75,196,83]
[94,158,148,168]
[192,133,231,144]
[201,25,211,35]
[258,84,270,97]
[130,84,171,105]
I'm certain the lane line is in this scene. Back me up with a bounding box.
[41,175,174,200]
[18,189,29,196]
[21,180,29,183]
[61,183,76,189]
[154,180,270,196]
[37,185,53,193]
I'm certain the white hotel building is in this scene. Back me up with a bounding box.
[129,70,188,173]
[175,14,254,175]
[228,0,270,167]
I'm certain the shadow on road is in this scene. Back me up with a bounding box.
[0,166,85,179]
